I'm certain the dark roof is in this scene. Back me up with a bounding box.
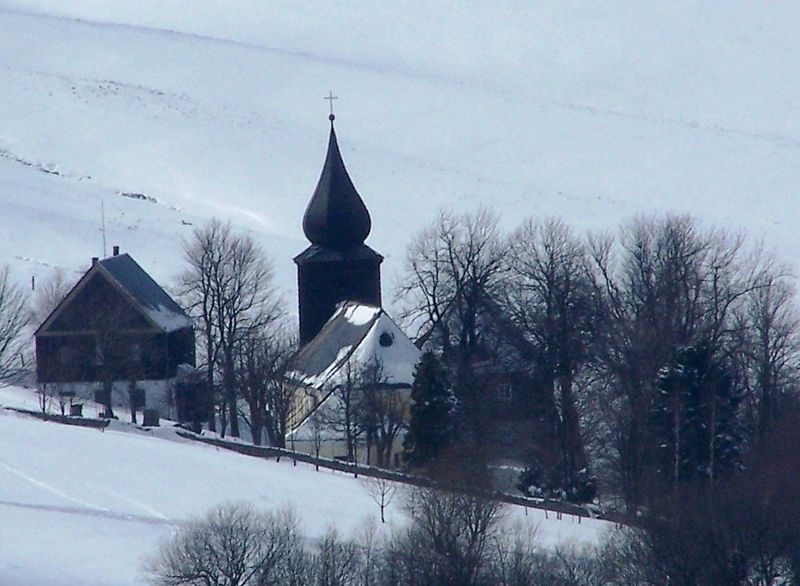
[288,302,382,386]
[302,121,372,249]
[97,254,192,332]
[293,243,383,264]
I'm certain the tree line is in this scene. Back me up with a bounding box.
[147,485,597,586]
[147,435,800,586]
[397,209,800,515]
[3,208,799,520]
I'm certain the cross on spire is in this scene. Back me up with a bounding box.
[324,91,338,121]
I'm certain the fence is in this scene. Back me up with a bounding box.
[175,429,630,525]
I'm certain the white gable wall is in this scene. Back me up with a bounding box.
[353,313,420,387]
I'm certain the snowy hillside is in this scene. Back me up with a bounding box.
[0,387,608,585]
[0,3,798,582]
[0,1,798,313]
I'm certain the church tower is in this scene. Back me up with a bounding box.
[294,114,383,345]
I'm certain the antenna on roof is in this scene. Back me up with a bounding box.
[100,196,107,257]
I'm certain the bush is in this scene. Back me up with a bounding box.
[146,504,308,586]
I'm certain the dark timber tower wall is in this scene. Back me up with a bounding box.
[295,115,383,345]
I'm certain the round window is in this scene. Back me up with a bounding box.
[379,332,394,347]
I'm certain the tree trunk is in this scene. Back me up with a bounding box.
[102,379,115,418]
[558,370,587,496]
[223,353,240,438]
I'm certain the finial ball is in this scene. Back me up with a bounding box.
[329,113,335,122]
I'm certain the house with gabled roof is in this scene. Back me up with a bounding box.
[34,248,195,416]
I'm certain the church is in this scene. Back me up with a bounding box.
[286,112,420,466]
[31,108,419,458]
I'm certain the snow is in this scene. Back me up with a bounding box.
[343,303,380,327]
[0,386,609,585]
[292,344,355,389]
[0,2,797,317]
[0,1,797,581]
[354,313,421,386]
[144,304,193,333]
[288,307,419,394]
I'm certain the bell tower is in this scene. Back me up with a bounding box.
[294,113,383,345]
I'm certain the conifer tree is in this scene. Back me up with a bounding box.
[403,351,453,467]
[654,343,743,489]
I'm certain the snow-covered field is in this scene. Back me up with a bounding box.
[0,386,607,585]
[0,2,798,312]
[1,2,798,583]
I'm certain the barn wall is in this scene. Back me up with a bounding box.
[36,332,173,383]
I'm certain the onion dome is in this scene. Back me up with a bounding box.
[302,116,371,249]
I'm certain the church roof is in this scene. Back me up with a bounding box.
[287,301,420,390]
[302,119,372,249]
[293,243,383,264]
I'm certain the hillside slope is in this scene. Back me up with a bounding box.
[0,2,798,311]
[0,386,607,585]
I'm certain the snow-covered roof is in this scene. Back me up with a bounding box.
[97,254,193,332]
[288,301,420,390]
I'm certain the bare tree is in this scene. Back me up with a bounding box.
[308,407,325,471]
[147,504,306,586]
[91,303,141,419]
[180,221,224,432]
[33,270,77,417]
[587,215,767,510]
[36,382,54,416]
[403,486,504,586]
[37,380,75,417]
[738,263,800,437]
[358,360,407,468]
[0,267,29,383]
[313,529,360,586]
[180,220,222,431]
[127,379,144,424]
[397,208,508,446]
[588,218,708,510]
[236,329,296,446]
[181,219,282,438]
[355,519,382,586]
[318,360,364,465]
[362,476,398,523]
[486,523,541,586]
[504,218,596,500]
[30,268,74,327]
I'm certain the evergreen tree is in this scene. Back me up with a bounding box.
[654,342,743,489]
[403,351,454,467]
